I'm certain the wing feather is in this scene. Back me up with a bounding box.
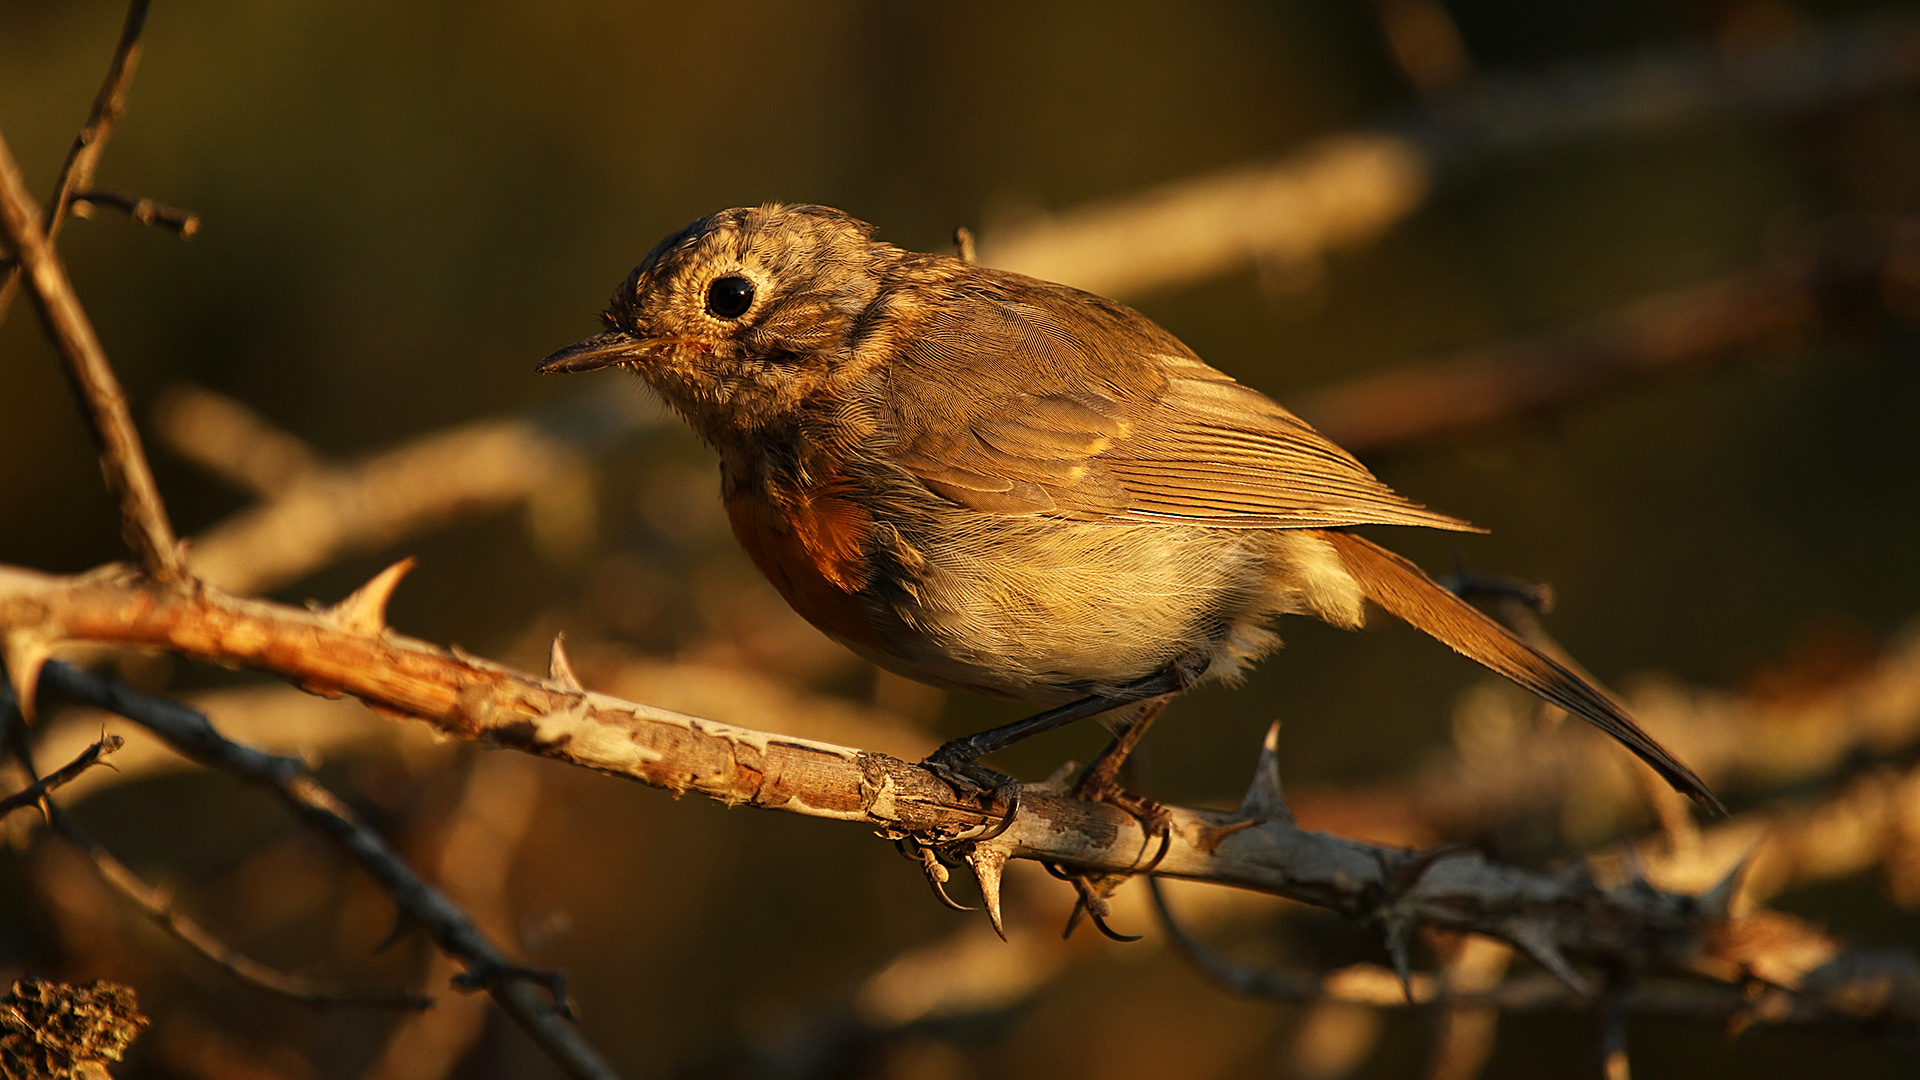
[884,272,1476,532]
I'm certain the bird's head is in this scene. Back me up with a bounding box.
[539,203,892,439]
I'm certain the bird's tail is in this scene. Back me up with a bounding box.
[1320,530,1723,813]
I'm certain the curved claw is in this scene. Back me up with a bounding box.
[1057,873,1145,942]
[910,843,976,912]
[927,872,978,912]
[968,782,1020,845]
[1136,825,1173,876]
[1086,906,1144,943]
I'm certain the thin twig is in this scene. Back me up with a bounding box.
[33,661,624,1080]
[1292,240,1908,454]
[0,0,151,326]
[68,188,200,240]
[1145,878,1913,1034]
[978,10,1920,300]
[0,733,122,820]
[0,695,428,1012]
[0,128,184,582]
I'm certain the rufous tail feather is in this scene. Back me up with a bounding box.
[1320,530,1723,813]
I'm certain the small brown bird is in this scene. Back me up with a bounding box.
[541,203,1719,812]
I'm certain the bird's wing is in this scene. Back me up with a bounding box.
[883,278,1477,531]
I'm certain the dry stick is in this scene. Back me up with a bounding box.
[978,10,1920,299]
[69,188,201,239]
[0,127,184,583]
[1292,242,1903,454]
[0,697,429,1012]
[0,564,1888,1022]
[31,661,623,1080]
[0,733,122,820]
[1143,878,1907,1033]
[0,0,151,326]
[361,752,545,1080]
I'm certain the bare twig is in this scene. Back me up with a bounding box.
[152,386,650,595]
[977,131,1429,300]
[0,128,184,583]
[58,814,431,1012]
[153,386,325,497]
[1293,239,1912,454]
[1294,618,1920,849]
[29,660,622,1080]
[1147,879,1916,1034]
[979,10,1920,300]
[0,0,150,326]
[361,751,545,1080]
[0,733,121,820]
[0,563,1873,1011]
[69,188,201,239]
[0,699,427,1012]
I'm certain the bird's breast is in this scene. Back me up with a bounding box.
[723,466,884,649]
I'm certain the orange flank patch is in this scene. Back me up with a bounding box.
[724,472,880,647]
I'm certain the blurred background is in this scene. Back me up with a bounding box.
[4,0,1920,1077]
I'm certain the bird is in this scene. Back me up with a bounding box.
[539,202,1720,815]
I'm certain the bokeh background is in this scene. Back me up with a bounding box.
[4,0,1920,1077]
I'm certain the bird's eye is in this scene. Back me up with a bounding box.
[705,276,755,319]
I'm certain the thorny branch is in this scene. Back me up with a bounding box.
[0,0,152,326]
[0,733,121,820]
[0,694,429,1013]
[3,563,1915,1039]
[1146,878,1918,1034]
[0,125,184,583]
[21,660,623,1080]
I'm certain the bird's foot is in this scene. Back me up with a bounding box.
[920,739,1023,846]
[1074,772,1174,843]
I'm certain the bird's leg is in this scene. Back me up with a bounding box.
[1074,697,1173,835]
[920,656,1204,800]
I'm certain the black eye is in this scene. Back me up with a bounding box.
[705,275,755,319]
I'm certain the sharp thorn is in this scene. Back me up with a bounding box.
[1619,840,1653,893]
[1236,720,1291,824]
[966,845,1009,940]
[548,632,585,692]
[1382,916,1415,1003]
[1700,840,1763,919]
[3,630,54,725]
[324,557,415,637]
[1509,921,1592,1000]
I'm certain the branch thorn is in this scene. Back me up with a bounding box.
[3,629,55,723]
[1508,920,1592,999]
[965,844,1009,940]
[323,557,414,637]
[1236,720,1292,825]
[548,632,584,692]
[1699,840,1763,919]
[1382,914,1415,1002]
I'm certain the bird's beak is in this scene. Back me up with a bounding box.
[537,330,645,374]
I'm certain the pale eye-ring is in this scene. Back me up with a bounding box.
[705,276,755,319]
